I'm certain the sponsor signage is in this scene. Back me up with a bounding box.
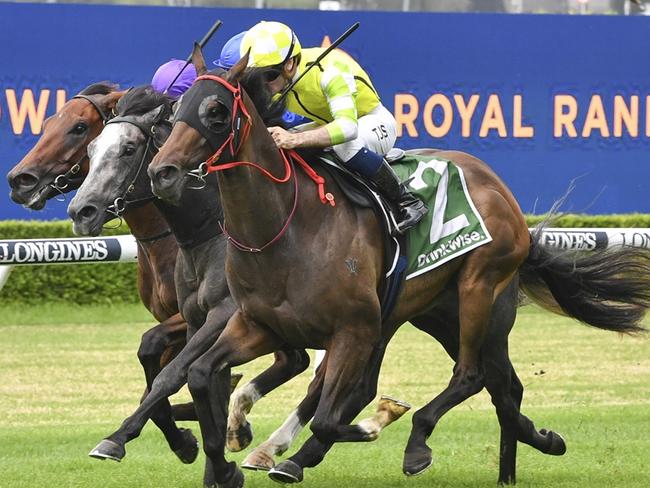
[0,237,126,265]
[1,4,649,220]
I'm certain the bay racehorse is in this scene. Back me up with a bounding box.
[76,85,574,488]
[67,86,345,483]
[145,47,650,487]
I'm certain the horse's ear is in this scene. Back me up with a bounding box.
[150,104,167,122]
[192,42,208,76]
[227,49,249,84]
[104,90,126,113]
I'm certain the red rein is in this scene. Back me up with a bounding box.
[194,74,335,252]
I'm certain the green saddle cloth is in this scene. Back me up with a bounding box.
[391,154,492,279]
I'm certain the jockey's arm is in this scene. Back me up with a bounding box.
[269,68,359,149]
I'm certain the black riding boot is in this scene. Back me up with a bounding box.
[370,161,428,234]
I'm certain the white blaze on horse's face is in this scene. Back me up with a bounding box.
[83,122,145,201]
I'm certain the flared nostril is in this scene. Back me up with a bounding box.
[9,172,39,191]
[155,165,179,182]
[79,205,98,220]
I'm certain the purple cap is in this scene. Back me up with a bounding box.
[151,59,197,99]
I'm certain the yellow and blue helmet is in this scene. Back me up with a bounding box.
[240,21,301,68]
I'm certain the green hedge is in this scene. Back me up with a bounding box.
[525,213,650,228]
[0,220,139,304]
[2,215,650,304]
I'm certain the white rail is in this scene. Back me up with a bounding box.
[0,235,138,266]
[0,229,649,294]
[0,235,138,292]
[535,228,650,250]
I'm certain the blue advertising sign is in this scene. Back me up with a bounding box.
[1,3,649,219]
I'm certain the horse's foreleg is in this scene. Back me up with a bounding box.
[188,310,281,488]
[89,303,234,463]
[226,348,310,452]
[136,313,198,462]
[242,354,326,471]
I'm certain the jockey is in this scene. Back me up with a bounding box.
[151,59,197,100]
[240,21,427,233]
[217,30,309,129]
[213,31,247,70]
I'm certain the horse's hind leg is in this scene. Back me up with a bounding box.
[509,371,567,457]
[227,348,310,452]
[403,277,497,476]
[242,354,327,471]
[136,313,198,463]
[484,345,567,485]
[269,344,408,483]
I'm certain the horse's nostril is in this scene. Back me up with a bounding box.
[79,205,98,220]
[157,165,179,181]
[10,172,39,190]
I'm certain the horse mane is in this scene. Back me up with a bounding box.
[78,81,119,96]
[235,68,287,127]
[116,85,173,119]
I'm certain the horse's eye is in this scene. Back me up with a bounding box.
[210,106,221,116]
[124,146,136,157]
[71,122,88,135]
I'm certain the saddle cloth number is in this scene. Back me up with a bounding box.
[408,159,470,244]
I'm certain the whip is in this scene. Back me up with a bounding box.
[163,19,223,94]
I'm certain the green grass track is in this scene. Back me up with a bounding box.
[1,304,649,487]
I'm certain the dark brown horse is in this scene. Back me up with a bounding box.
[92,85,565,488]
[145,47,650,488]
[65,87,320,474]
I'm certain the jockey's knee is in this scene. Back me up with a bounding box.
[344,147,384,178]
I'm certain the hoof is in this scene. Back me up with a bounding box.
[226,421,253,453]
[268,460,303,484]
[540,429,567,456]
[242,448,275,471]
[173,427,199,464]
[403,446,432,477]
[230,373,244,393]
[220,467,245,488]
[88,439,125,462]
[379,395,412,418]
[205,463,245,488]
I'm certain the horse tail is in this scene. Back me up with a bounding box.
[519,225,650,334]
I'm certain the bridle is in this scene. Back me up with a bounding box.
[47,94,116,200]
[102,114,168,222]
[185,74,253,185]
[182,74,334,253]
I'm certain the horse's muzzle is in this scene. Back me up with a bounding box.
[68,202,102,237]
[7,170,42,206]
[148,163,184,203]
